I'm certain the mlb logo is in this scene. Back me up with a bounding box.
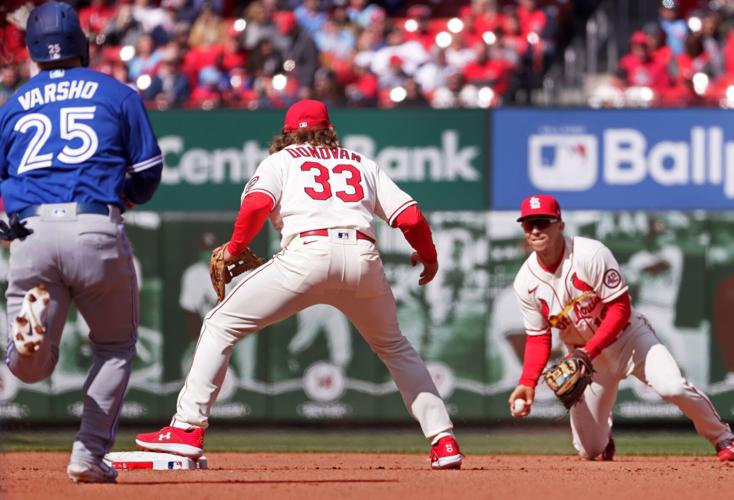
[337,231,349,240]
[299,121,308,129]
[528,134,598,191]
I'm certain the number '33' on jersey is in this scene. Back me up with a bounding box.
[244,144,416,247]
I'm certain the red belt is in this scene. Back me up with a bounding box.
[299,229,375,243]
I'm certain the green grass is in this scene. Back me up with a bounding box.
[0,428,717,456]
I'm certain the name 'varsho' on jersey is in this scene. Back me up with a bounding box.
[245,143,416,247]
[0,67,162,215]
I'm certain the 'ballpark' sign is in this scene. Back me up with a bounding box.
[491,109,734,209]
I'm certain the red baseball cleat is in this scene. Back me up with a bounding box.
[430,435,462,470]
[715,438,734,461]
[135,426,205,458]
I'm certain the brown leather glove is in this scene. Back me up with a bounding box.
[209,244,263,302]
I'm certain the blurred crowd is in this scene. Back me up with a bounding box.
[0,0,568,109]
[592,0,734,108]
[11,0,734,110]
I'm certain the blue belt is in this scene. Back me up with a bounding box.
[16,202,110,220]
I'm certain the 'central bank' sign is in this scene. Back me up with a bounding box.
[491,109,734,210]
[149,109,487,211]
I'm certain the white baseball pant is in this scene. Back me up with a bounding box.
[172,229,453,438]
[570,314,733,458]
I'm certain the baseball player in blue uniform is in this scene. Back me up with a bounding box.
[0,2,162,483]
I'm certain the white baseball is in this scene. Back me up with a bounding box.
[512,399,526,414]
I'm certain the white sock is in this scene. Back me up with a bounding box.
[431,431,454,445]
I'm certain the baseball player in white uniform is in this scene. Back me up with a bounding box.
[136,99,462,469]
[508,194,734,462]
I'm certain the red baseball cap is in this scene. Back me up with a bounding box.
[283,99,332,133]
[517,194,562,221]
[630,31,648,46]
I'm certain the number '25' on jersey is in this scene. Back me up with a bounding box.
[0,67,161,215]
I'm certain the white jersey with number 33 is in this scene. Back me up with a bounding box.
[243,144,415,247]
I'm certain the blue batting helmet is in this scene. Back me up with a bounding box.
[25,2,89,67]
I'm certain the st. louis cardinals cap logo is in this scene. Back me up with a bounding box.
[603,269,622,288]
[529,196,541,209]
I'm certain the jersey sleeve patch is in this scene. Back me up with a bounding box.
[603,269,622,288]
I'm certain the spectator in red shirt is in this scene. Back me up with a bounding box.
[661,32,710,106]
[617,31,670,92]
[473,0,506,36]
[189,65,227,109]
[722,24,734,76]
[500,9,528,66]
[674,33,711,82]
[219,34,247,74]
[517,0,546,37]
[345,59,378,106]
[402,5,435,52]
[463,42,513,96]
[643,23,673,69]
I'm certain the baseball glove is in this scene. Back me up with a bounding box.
[209,244,263,302]
[542,349,594,409]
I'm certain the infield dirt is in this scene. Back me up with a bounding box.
[1,452,730,499]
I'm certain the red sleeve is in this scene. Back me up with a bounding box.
[583,293,631,358]
[393,204,437,264]
[226,192,274,255]
[518,333,552,387]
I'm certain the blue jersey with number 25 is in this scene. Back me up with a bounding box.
[0,67,162,215]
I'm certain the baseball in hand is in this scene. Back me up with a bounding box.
[512,399,526,414]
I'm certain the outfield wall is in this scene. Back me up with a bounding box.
[1,109,733,424]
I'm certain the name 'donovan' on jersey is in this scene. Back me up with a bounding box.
[159,131,480,184]
[17,80,99,110]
